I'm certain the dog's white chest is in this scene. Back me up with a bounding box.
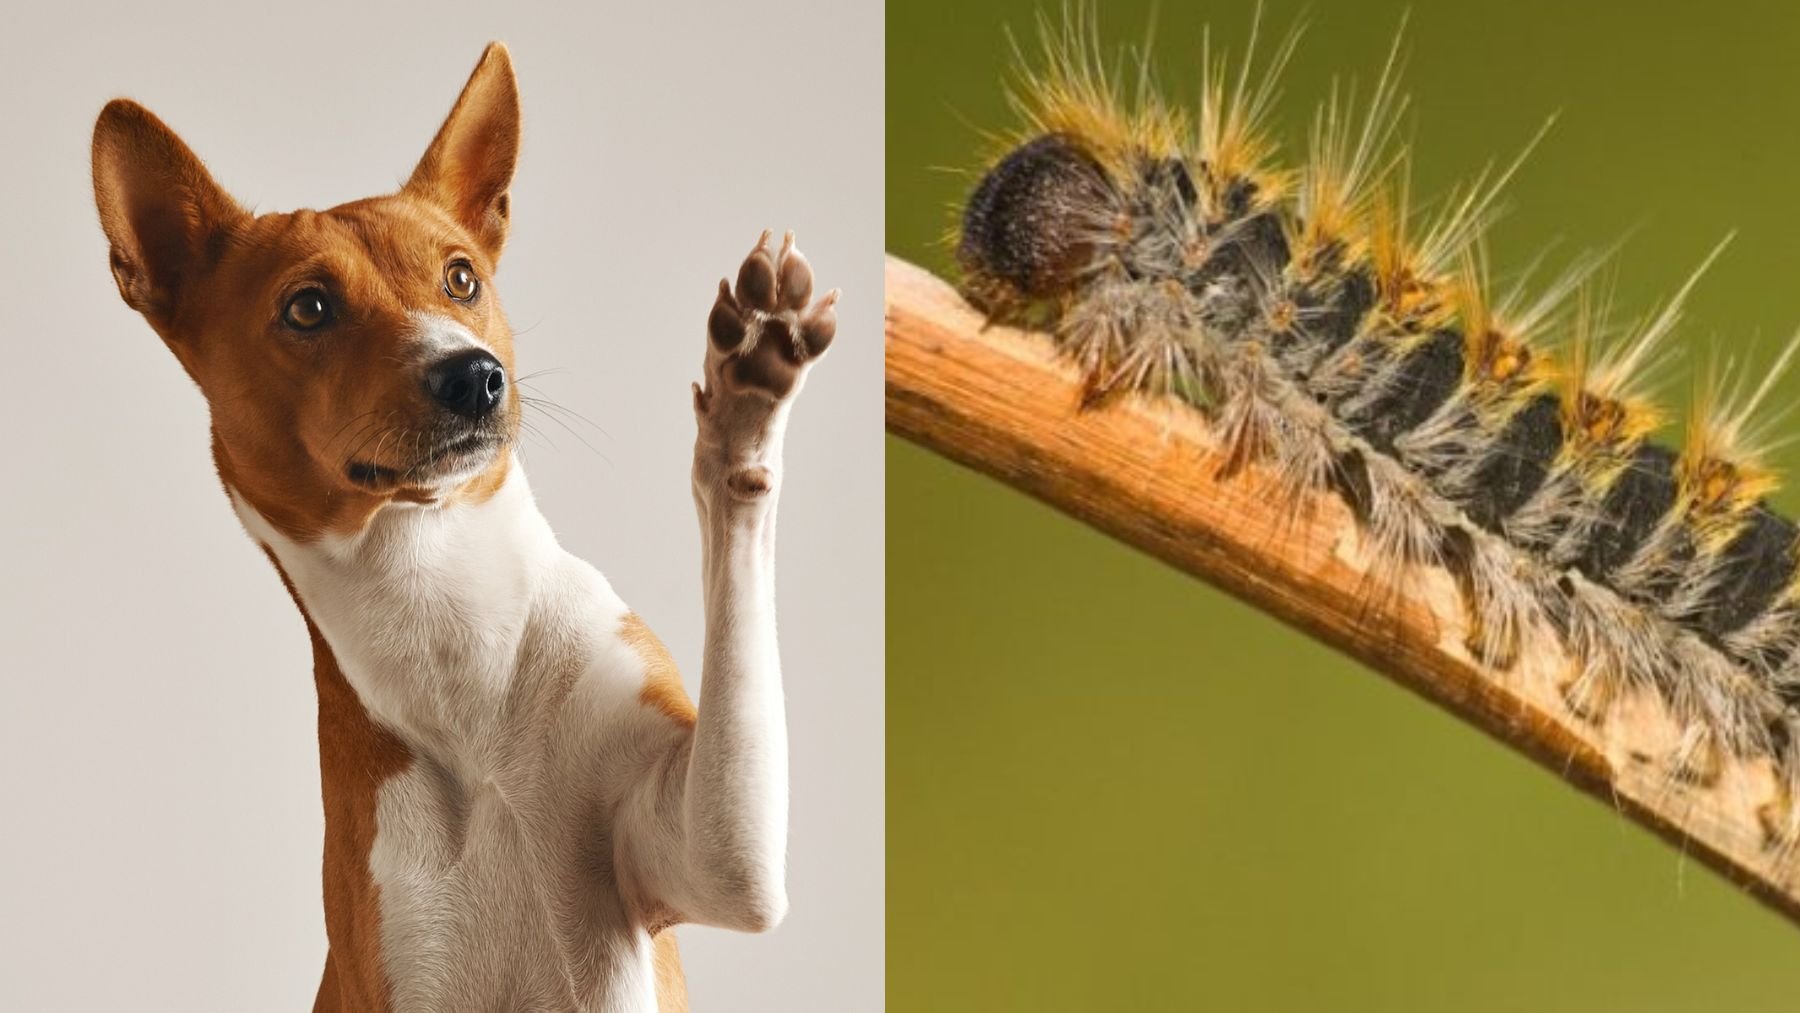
[368,729,660,1012]
[236,467,677,1012]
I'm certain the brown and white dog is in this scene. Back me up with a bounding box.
[90,43,835,1012]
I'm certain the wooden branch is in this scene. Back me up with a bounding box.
[884,253,1800,925]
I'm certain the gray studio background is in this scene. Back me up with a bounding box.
[0,1,883,1009]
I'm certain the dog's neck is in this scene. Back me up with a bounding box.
[232,457,608,763]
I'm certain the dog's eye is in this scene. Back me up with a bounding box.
[445,261,480,302]
[284,289,332,331]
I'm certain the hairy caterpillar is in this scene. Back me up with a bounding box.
[952,9,1800,856]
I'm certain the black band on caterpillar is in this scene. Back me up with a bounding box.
[1698,507,1798,641]
[1574,443,1681,583]
[1333,328,1464,456]
[953,11,1800,843]
[1460,393,1565,533]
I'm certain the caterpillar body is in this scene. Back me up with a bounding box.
[954,13,1800,852]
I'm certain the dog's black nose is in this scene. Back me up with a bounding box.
[424,349,507,418]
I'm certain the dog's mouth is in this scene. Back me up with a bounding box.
[345,429,505,491]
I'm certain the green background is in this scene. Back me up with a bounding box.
[888,1,1800,1009]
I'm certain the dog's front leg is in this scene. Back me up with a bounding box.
[619,231,836,933]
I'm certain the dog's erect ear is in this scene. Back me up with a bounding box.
[407,42,520,261]
[92,100,246,330]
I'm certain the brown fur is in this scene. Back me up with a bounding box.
[308,631,415,1013]
[653,931,690,1012]
[94,43,686,1005]
[256,549,409,1012]
[621,612,699,727]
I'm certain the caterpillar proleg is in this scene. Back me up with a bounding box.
[950,6,1800,879]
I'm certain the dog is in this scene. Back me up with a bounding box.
[90,42,836,1011]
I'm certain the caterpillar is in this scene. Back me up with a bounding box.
[952,9,1800,855]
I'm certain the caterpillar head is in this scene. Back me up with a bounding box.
[957,133,1117,318]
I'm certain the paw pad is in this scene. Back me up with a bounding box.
[706,230,839,398]
[728,465,774,499]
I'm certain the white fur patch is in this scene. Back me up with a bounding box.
[406,310,496,363]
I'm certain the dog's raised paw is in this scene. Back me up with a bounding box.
[705,230,838,399]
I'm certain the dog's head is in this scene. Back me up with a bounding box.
[92,44,523,539]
